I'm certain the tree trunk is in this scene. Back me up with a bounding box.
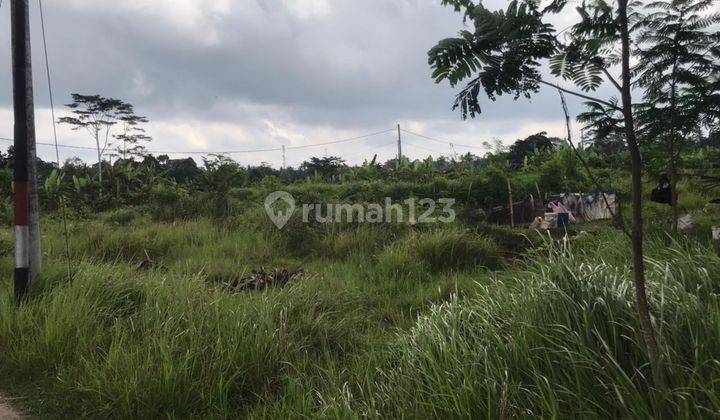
[668,134,679,234]
[618,0,662,383]
[669,83,679,234]
[95,128,103,184]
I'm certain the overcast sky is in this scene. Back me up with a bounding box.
[0,0,602,168]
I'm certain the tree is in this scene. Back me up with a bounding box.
[507,131,560,168]
[58,94,132,183]
[429,0,663,380]
[200,155,244,217]
[165,157,202,185]
[300,156,346,181]
[577,99,626,158]
[113,106,151,160]
[0,146,14,169]
[633,0,720,233]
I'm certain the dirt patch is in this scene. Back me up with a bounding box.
[0,396,23,420]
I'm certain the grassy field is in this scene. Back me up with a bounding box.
[0,197,719,418]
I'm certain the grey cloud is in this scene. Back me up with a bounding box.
[0,0,613,164]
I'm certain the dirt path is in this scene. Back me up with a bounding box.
[0,396,23,420]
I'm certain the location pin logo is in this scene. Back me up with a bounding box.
[264,191,296,229]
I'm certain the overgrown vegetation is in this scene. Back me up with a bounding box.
[0,194,719,418]
[1,0,719,417]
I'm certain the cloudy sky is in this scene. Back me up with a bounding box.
[0,0,601,168]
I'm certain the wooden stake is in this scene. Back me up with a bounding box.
[507,177,514,228]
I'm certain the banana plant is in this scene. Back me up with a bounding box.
[43,169,66,212]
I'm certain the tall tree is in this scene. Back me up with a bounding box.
[429,0,663,380]
[633,0,720,233]
[114,106,151,160]
[507,131,560,168]
[58,94,132,183]
[577,99,626,159]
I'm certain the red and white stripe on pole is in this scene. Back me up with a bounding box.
[14,181,30,299]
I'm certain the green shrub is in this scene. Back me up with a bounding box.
[416,228,501,271]
[373,228,501,286]
[0,198,11,227]
[0,169,11,199]
[0,229,11,257]
[678,182,709,212]
[319,224,398,259]
[102,208,139,226]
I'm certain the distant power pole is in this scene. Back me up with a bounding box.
[281,145,286,169]
[397,124,402,162]
[450,143,458,161]
[11,0,42,301]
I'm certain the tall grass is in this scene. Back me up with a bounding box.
[0,262,369,418]
[1,213,720,418]
[335,236,720,419]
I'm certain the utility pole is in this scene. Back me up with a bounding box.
[11,0,42,301]
[281,145,286,169]
[450,142,458,161]
[397,124,402,163]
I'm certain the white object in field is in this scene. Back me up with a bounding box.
[712,226,720,241]
[558,203,576,223]
[561,193,617,222]
[678,214,694,231]
[583,193,616,221]
[530,216,551,230]
[530,217,541,230]
[549,202,576,224]
[545,212,558,227]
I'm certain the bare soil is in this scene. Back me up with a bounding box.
[0,396,23,420]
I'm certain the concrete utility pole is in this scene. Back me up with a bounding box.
[397,124,402,162]
[12,0,42,301]
[281,145,286,169]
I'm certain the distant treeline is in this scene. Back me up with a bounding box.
[0,130,718,222]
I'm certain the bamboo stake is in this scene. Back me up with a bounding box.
[507,177,514,228]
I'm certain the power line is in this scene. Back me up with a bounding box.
[1,128,493,162]
[285,129,395,150]
[38,0,73,281]
[341,140,398,160]
[38,0,60,165]
[402,140,449,156]
[400,129,491,151]
[0,128,396,156]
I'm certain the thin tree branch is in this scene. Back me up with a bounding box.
[602,68,623,93]
[538,78,622,110]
